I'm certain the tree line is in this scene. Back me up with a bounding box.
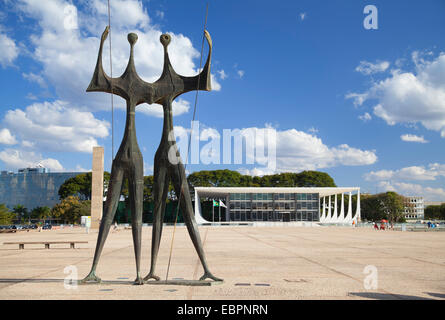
[360,192,408,223]
[0,204,53,225]
[424,204,445,220]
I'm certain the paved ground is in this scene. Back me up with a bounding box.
[0,225,444,300]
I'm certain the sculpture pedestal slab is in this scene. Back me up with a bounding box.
[145,280,224,286]
[79,279,223,286]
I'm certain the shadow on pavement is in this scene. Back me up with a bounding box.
[425,292,445,299]
[349,292,433,300]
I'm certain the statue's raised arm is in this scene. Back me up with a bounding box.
[179,30,213,94]
[86,26,126,99]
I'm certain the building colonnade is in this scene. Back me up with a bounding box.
[320,190,360,224]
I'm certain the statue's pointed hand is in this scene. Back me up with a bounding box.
[101,26,110,43]
[204,30,212,48]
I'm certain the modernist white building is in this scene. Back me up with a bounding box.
[194,187,361,224]
[403,196,424,220]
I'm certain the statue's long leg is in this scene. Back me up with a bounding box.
[128,162,144,285]
[144,162,169,282]
[170,160,223,282]
[81,162,124,284]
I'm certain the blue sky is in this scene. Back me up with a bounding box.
[1,0,445,200]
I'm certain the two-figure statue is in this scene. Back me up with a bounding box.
[81,26,222,285]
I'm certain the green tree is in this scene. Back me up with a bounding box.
[294,171,337,187]
[31,206,51,220]
[256,171,336,187]
[120,175,174,203]
[424,205,445,220]
[52,196,91,224]
[259,173,295,187]
[441,204,445,220]
[188,169,246,187]
[58,172,111,200]
[0,204,15,225]
[13,204,28,223]
[361,192,406,223]
[143,175,154,201]
[361,194,385,221]
[379,192,406,223]
[187,170,337,188]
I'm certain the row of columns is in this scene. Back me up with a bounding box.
[320,190,360,224]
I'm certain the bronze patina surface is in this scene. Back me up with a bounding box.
[144,30,222,283]
[81,27,221,285]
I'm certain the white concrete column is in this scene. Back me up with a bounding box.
[339,193,345,223]
[354,189,361,223]
[326,195,332,223]
[226,195,230,222]
[333,194,338,223]
[194,189,209,224]
[320,196,326,222]
[345,192,352,223]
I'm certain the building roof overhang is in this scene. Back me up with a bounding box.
[195,187,360,198]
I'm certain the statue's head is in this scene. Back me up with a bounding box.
[128,33,138,46]
[160,34,171,47]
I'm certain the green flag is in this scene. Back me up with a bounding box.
[213,200,219,207]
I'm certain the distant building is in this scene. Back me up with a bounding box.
[403,196,424,220]
[0,168,82,211]
[194,187,361,224]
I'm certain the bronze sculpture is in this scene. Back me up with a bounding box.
[81,27,145,285]
[144,31,222,283]
[81,26,222,285]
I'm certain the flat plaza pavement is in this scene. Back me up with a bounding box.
[0,225,444,300]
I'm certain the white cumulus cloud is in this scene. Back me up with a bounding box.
[348,52,445,137]
[3,100,109,153]
[364,164,445,182]
[400,134,428,143]
[22,72,47,88]
[0,128,18,145]
[377,181,445,200]
[0,148,63,171]
[218,70,227,80]
[355,60,390,75]
[359,112,372,122]
[138,99,190,118]
[174,123,377,174]
[268,128,377,171]
[365,163,445,200]
[0,31,19,67]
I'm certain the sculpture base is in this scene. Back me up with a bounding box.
[79,279,224,286]
[145,279,223,286]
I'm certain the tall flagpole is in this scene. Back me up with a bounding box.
[219,200,221,222]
